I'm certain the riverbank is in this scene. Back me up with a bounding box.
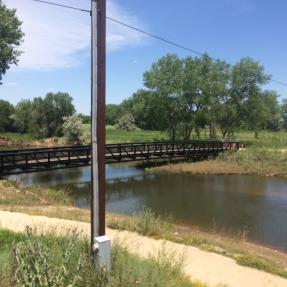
[1,210,287,287]
[0,226,198,287]
[1,180,287,279]
[149,147,287,178]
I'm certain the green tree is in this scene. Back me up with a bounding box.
[281,99,287,130]
[78,113,91,124]
[122,89,168,131]
[43,92,75,137]
[106,104,121,125]
[13,99,32,133]
[246,90,280,138]
[0,99,14,132]
[214,58,269,139]
[30,97,48,138]
[0,0,24,83]
[62,114,83,144]
[144,54,183,140]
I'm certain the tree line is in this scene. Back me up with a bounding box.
[0,92,78,138]
[1,54,287,141]
[107,54,287,139]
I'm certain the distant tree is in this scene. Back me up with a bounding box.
[62,114,83,144]
[215,58,270,139]
[144,54,183,140]
[106,104,121,125]
[117,113,137,131]
[0,0,24,83]
[264,91,281,131]
[30,97,48,138]
[13,100,32,133]
[78,113,91,124]
[281,99,287,130]
[245,90,279,138]
[0,99,14,132]
[43,92,75,137]
[123,89,168,131]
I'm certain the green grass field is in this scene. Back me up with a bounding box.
[0,132,36,142]
[1,127,287,148]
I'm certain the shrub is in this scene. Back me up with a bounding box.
[117,113,137,131]
[62,114,83,145]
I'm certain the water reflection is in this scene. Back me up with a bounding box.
[9,165,287,251]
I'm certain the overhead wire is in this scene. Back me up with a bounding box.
[31,0,287,88]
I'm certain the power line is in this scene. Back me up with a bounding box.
[32,0,287,88]
[33,0,90,13]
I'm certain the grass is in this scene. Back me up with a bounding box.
[0,228,202,287]
[0,132,36,142]
[81,124,169,144]
[1,128,286,147]
[233,130,287,149]
[107,207,172,238]
[235,253,287,278]
[0,180,74,207]
[149,130,287,177]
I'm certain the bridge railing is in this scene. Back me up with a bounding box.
[0,141,239,175]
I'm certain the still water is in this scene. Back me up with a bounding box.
[10,165,287,251]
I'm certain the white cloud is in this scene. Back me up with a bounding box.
[3,0,146,70]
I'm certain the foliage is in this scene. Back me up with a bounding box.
[78,113,91,124]
[120,89,168,131]
[12,227,83,287]
[42,92,75,137]
[117,113,137,131]
[0,228,200,287]
[0,99,14,132]
[63,114,83,145]
[11,93,75,138]
[106,104,121,126]
[0,180,74,207]
[0,0,24,83]
[280,99,287,130]
[236,253,287,278]
[141,54,274,140]
[108,208,172,238]
[12,100,33,134]
[136,207,172,237]
[144,54,184,140]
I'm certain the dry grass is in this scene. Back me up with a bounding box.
[150,148,287,178]
[149,159,246,175]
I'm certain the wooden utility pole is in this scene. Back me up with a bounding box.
[91,0,110,268]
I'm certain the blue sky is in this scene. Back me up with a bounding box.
[1,0,287,114]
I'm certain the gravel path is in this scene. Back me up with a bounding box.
[1,210,286,287]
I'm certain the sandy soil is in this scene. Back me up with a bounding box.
[1,210,287,287]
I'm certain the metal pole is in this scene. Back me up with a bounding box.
[91,0,110,269]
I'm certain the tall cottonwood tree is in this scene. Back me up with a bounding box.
[0,0,24,83]
[144,54,183,140]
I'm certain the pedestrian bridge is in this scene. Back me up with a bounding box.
[0,141,240,176]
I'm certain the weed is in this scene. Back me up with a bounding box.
[236,253,287,278]
[0,228,202,287]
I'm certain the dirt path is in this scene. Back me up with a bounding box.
[1,210,286,287]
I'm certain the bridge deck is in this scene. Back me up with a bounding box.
[0,141,239,176]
